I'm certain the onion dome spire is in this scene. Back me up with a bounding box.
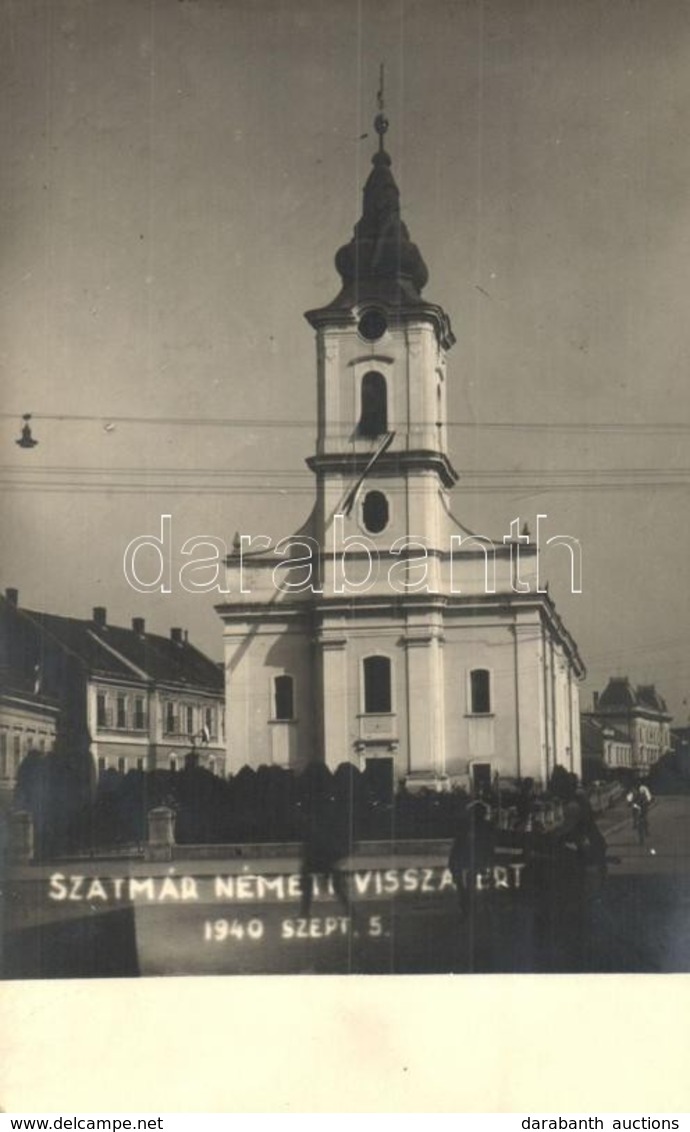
[334,68,429,299]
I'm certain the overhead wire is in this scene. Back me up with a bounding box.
[2,410,690,433]
[1,479,688,496]
[3,464,690,476]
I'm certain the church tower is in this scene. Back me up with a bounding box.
[305,102,458,572]
[217,92,585,795]
[302,100,464,790]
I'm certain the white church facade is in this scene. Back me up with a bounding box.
[217,109,584,794]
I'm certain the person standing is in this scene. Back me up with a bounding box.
[528,772,610,971]
[448,799,498,971]
[298,792,353,920]
[448,799,496,907]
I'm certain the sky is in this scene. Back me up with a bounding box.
[1,0,689,721]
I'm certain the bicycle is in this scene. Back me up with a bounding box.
[632,803,650,846]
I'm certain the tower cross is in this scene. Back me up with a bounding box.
[374,63,389,151]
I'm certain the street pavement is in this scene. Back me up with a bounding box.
[3,793,690,977]
[600,794,690,874]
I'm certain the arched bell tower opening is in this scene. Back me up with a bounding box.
[359,372,388,438]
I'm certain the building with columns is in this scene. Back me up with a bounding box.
[217,109,584,793]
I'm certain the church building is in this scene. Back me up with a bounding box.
[216,104,585,794]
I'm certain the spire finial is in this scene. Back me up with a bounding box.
[374,63,389,152]
[331,61,430,297]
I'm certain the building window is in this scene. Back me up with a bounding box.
[0,732,7,778]
[208,757,216,775]
[273,675,294,721]
[97,693,108,728]
[13,733,21,759]
[166,703,176,734]
[98,757,106,773]
[363,655,392,714]
[136,758,145,772]
[117,757,126,774]
[469,668,492,715]
[359,372,388,438]
[170,756,177,772]
[134,697,146,730]
[362,490,389,534]
[186,705,194,736]
[116,695,126,729]
[358,308,387,342]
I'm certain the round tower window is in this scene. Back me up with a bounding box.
[362,490,389,534]
[358,309,388,342]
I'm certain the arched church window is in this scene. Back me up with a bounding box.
[469,668,492,715]
[274,675,295,721]
[363,655,392,714]
[359,372,388,438]
[362,490,389,534]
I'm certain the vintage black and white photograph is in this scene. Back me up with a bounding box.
[2,0,690,981]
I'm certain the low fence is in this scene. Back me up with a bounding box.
[588,781,625,813]
[7,796,583,866]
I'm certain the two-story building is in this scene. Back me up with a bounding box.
[0,589,225,791]
[0,689,60,805]
[589,677,672,778]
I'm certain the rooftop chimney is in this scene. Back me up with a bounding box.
[171,627,183,645]
[5,587,18,606]
[132,617,145,635]
[93,606,107,628]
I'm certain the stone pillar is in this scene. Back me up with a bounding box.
[146,806,176,861]
[404,615,447,791]
[8,811,34,864]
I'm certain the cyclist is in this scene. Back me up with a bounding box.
[627,782,652,845]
